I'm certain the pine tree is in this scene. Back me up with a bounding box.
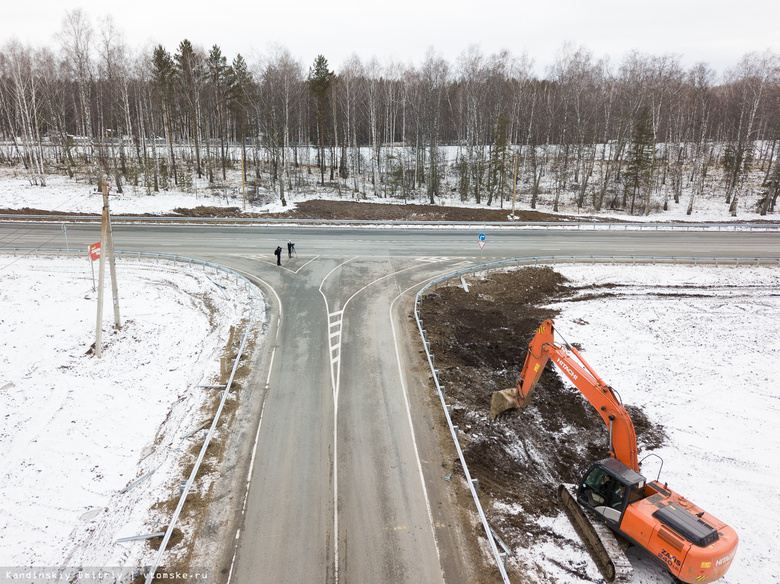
[624,106,654,215]
[175,39,202,178]
[206,45,228,181]
[229,54,255,195]
[487,113,509,206]
[308,55,334,186]
[151,45,177,186]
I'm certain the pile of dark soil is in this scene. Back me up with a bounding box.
[2,199,598,223]
[172,206,243,217]
[0,207,86,216]
[418,266,666,562]
[273,199,573,222]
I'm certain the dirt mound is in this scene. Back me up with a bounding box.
[0,207,89,216]
[173,206,243,217]
[274,199,572,222]
[1,199,601,223]
[418,267,666,567]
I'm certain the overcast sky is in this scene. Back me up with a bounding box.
[5,0,778,77]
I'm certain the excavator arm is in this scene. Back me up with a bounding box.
[491,319,639,472]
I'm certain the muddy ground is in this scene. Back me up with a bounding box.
[418,267,667,581]
[3,199,604,223]
[266,200,581,222]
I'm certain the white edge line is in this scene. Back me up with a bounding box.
[225,270,281,584]
[391,278,446,581]
[232,268,283,341]
[226,347,272,584]
[294,255,320,274]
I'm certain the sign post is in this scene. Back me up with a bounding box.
[88,242,100,291]
[94,175,122,358]
[478,232,486,260]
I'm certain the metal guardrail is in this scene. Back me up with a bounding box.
[422,256,780,289]
[413,254,780,583]
[2,213,780,231]
[0,246,263,583]
[1,247,267,283]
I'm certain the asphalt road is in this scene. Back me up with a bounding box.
[3,222,780,584]
[3,222,779,260]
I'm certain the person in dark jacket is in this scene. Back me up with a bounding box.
[274,246,282,266]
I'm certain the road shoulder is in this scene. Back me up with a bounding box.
[394,292,483,583]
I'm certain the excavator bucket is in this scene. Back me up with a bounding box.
[490,386,520,419]
[492,321,553,420]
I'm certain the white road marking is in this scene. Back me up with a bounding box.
[242,253,319,274]
[417,256,453,263]
[227,347,274,584]
[318,257,453,583]
[223,270,281,584]
[390,277,447,580]
[318,257,357,584]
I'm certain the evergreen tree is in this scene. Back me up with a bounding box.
[206,45,228,181]
[151,45,177,186]
[228,54,255,193]
[624,106,654,215]
[487,113,509,206]
[174,39,203,178]
[308,55,334,186]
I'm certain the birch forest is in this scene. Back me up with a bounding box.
[2,10,780,216]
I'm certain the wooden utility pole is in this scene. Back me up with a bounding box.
[241,148,246,211]
[511,151,519,218]
[95,174,122,358]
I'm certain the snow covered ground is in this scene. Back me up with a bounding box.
[0,169,288,217]
[506,264,780,584]
[1,172,778,583]
[0,167,775,224]
[0,255,261,579]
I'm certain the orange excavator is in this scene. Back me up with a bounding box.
[491,320,738,583]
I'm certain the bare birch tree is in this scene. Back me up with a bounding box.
[58,8,94,175]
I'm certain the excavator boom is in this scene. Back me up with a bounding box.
[491,319,638,470]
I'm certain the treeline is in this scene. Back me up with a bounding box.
[2,10,780,215]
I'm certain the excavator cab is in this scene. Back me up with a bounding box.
[577,458,646,528]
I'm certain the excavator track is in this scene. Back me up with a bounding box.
[558,484,633,582]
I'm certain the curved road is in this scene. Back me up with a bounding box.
[3,223,780,584]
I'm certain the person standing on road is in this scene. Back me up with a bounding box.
[274,245,282,266]
[287,240,294,258]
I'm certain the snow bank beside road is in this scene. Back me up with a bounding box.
[0,256,260,573]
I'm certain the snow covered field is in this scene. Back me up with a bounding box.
[508,264,780,584]
[0,255,260,578]
[0,167,774,224]
[0,170,283,217]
